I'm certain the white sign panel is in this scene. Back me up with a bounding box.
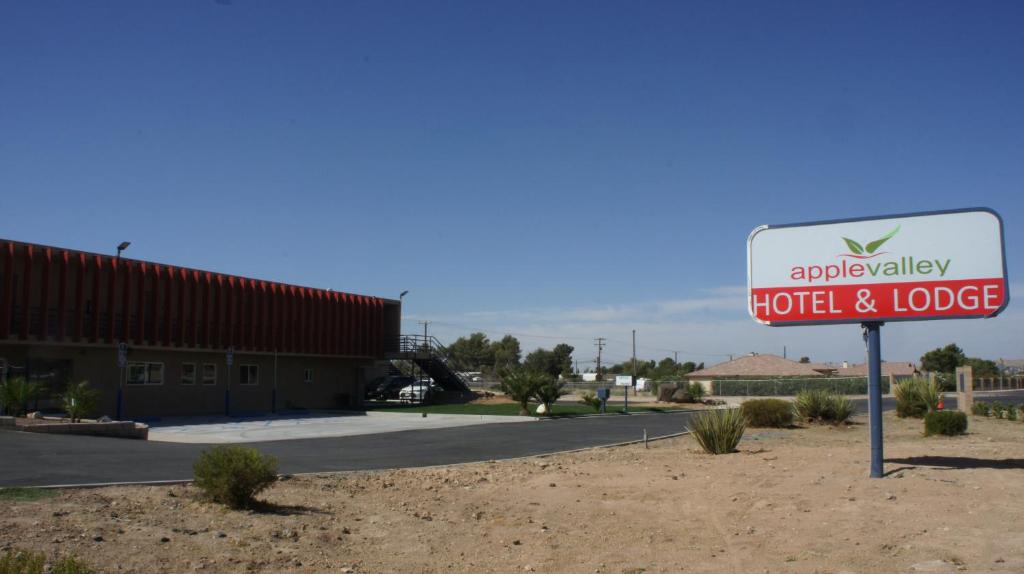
[615,375,633,387]
[747,208,1008,325]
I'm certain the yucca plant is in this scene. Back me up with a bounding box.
[793,389,829,421]
[0,377,42,417]
[893,378,940,418]
[61,381,99,423]
[688,408,745,454]
[823,393,855,424]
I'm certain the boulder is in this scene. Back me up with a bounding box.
[535,403,548,415]
[657,385,678,403]
[98,415,113,423]
[670,389,694,403]
[27,411,44,419]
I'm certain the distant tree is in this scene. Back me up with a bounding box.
[447,333,494,371]
[920,344,966,374]
[552,344,574,377]
[680,361,697,374]
[695,362,705,371]
[490,335,522,371]
[798,357,811,364]
[963,357,999,378]
[524,344,575,378]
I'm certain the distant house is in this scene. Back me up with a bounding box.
[836,362,919,381]
[685,354,823,393]
[998,359,1024,375]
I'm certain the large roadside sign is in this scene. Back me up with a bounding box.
[748,208,1008,326]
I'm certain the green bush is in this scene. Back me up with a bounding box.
[193,446,278,509]
[0,550,92,574]
[924,411,968,436]
[794,390,854,424]
[687,382,706,402]
[740,399,794,428]
[971,402,992,416]
[0,377,43,417]
[1007,406,1019,421]
[894,378,939,418]
[579,392,602,412]
[991,402,1008,419]
[61,381,99,423]
[688,408,745,454]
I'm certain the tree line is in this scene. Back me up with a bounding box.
[445,332,702,380]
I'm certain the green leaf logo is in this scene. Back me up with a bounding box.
[842,237,864,254]
[864,225,900,253]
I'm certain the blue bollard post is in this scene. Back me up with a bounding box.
[225,389,230,417]
[865,322,884,478]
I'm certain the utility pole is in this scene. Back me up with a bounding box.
[594,338,606,381]
[418,320,430,341]
[631,329,637,402]
[674,351,678,363]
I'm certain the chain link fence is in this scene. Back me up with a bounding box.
[711,377,879,396]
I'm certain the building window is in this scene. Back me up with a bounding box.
[181,363,196,385]
[202,363,217,385]
[239,364,259,386]
[127,362,164,385]
[304,368,313,384]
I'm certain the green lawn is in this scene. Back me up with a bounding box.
[366,402,695,417]
[0,487,57,502]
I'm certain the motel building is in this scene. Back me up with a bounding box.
[0,238,401,419]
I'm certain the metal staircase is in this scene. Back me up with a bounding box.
[385,335,471,393]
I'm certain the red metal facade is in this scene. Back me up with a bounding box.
[0,239,388,358]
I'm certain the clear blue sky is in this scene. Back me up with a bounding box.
[2,1,1021,365]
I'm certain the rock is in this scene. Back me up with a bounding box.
[28,411,44,419]
[93,535,104,542]
[215,532,227,538]
[657,385,678,402]
[535,404,548,415]
[98,415,112,422]
[885,493,896,500]
[341,568,355,574]
[159,537,170,543]
[670,389,692,403]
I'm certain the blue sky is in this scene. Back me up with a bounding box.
[1,1,1021,367]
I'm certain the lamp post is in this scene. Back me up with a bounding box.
[116,241,130,261]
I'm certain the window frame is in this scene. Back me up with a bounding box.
[202,363,217,386]
[304,368,313,384]
[126,361,164,386]
[181,362,197,386]
[239,364,259,386]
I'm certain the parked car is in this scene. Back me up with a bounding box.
[398,381,442,403]
[365,376,416,401]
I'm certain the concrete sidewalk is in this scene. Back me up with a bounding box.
[149,411,533,444]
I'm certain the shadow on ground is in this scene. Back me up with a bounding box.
[885,456,1024,471]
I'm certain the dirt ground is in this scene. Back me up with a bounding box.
[2,412,1023,574]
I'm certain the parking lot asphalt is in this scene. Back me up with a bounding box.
[3,390,1021,488]
[0,410,696,487]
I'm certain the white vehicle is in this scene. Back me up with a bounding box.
[398,381,442,402]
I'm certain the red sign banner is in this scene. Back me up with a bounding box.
[748,209,1008,326]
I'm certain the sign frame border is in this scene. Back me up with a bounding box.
[747,206,1009,327]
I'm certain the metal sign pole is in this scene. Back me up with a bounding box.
[864,322,884,478]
